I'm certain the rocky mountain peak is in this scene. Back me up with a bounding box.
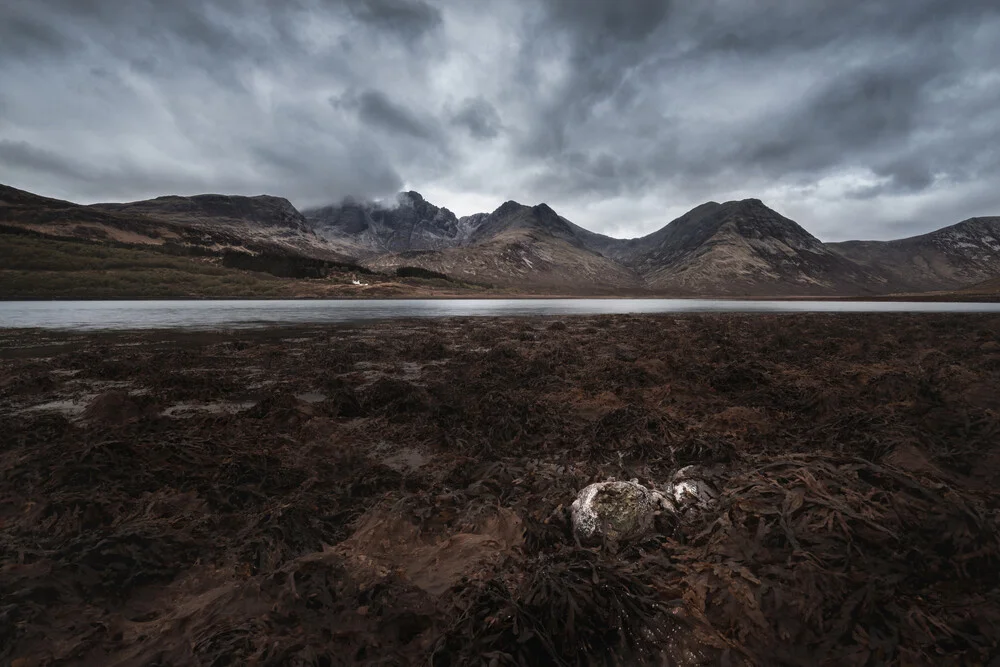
[731,198,766,210]
[493,200,528,218]
[720,198,784,220]
[304,191,470,254]
[397,191,426,206]
[388,192,458,229]
[465,199,584,246]
[530,203,575,236]
[713,198,822,245]
[531,203,559,220]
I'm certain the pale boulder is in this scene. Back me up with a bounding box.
[570,479,674,544]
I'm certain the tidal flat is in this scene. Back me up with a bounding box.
[2,314,999,665]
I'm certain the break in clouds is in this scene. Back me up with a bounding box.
[1,0,999,240]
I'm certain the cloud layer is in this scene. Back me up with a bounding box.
[2,0,999,239]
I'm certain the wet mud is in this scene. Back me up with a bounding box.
[2,313,1000,665]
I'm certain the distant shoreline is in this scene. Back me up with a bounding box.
[2,293,998,303]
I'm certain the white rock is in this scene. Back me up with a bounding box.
[570,479,674,543]
[669,466,718,509]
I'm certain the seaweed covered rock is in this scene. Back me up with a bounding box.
[243,391,315,428]
[675,454,1000,665]
[82,390,153,425]
[362,378,431,420]
[669,465,720,510]
[570,479,673,544]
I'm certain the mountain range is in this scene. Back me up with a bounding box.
[3,182,999,296]
[304,192,1000,295]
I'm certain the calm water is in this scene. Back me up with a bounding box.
[1,299,999,331]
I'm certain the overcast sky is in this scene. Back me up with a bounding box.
[1,0,999,241]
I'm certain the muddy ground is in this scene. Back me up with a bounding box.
[2,314,1000,666]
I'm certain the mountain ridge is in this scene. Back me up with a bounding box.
[829,216,1000,292]
[318,194,892,294]
[622,199,885,295]
[4,182,999,296]
[0,183,353,262]
[95,193,312,234]
[304,192,475,256]
[361,199,646,291]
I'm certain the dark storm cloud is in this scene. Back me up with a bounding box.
[0,10,81,60]
[251,139,404,203]
[2,0,256,58]
[451,97,502,140]
[846,159,937,201]
[499,0,1000,238]
[340,89,443,142]
[0,140,93,183]
[738,61,935,173]
[540,0,672,43]
[690,0,1000,57]
[513,0,674,157]
[346,0,442,38]
[0,0,435,206]
[1,0,999,239]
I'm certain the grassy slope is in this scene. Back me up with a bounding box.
[0,232,498,299]
[0,233,297,298]
[962,275,1000,294]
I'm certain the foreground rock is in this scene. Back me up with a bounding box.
[669,465,720,510]
[570,479,673,544]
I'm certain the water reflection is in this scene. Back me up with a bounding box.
[1,298,999,331]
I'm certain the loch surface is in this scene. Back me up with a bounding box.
[3,298,1000,331]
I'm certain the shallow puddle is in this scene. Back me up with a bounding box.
[20,395,99,416]
[295,391,327,404]
[161,400,257,417]
[381,448,430,472]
